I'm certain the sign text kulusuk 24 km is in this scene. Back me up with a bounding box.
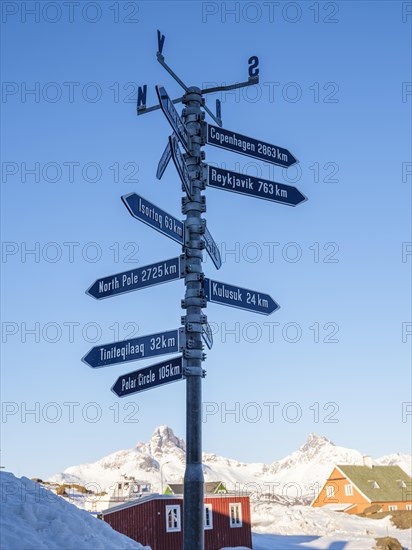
[203,278,279,315]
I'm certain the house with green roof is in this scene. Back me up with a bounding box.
[311,463,412,514]
[164,481,228,496]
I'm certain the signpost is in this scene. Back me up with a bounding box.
[84,30,306,550]
[156,140,172,180]
[122,191,220,270]
[122,192,184,245]
[206,124,297,168]
[169,134,193,199]
[203,226,222,270]
[156,85,190,153]
[201,323,213,350]
[111,356,183,397]
[203,278,279,316]
[208,166,307,207]
[86,257,182,300]
[82,329,182,369]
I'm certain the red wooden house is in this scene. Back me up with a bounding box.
[101,493,252,550]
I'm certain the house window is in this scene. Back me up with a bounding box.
[204,504,213,530]
[406,504,412,511]
[229,503,242,528]
[345,484,353,496]
[369,481,380,489]
[166,505,181,532]
[388,505,397,511]
[326,486,335,498]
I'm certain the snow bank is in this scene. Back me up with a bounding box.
[250,502,412,550]
[0,471,149,550]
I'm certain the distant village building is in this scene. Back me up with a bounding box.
[101,482,252,550]
[311,463,412,514]
[86,475,151,514]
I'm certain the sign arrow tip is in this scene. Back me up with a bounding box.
[85,284,97,299]
[81,354,91,367]
[298,192,309,205]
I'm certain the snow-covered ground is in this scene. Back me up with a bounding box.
[251,501,412,549]
[0,472,149,550]
[2,458,411,550]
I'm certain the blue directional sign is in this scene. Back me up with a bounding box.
[86,257,182,300]
[203,278,279,316]
[203,225,222,270]
[206,124,297,168]
[208,166,307,207]
[156,85,190,153]
[169,134,193,199]
[156,140,172,180]
[122,192,184,245]
[111,356,183,397]
[202,323,213,350]
[82,329,182,369]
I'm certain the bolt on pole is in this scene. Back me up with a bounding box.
[181,86,206,550]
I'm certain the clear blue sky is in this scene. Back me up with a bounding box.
[1,1,411,480]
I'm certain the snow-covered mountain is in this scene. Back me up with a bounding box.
[49,425,411,503]
[376,452,412,478]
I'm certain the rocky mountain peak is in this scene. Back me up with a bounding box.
[300,433,334,456]
[148,425,185,457]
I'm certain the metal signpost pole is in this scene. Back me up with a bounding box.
[181,87,206,550]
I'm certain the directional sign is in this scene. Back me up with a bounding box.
[169,134,193,199]
[86,257,182,300]
[156,85,189,153]
[203,278,279,316]
[111,356,183,398]
[82,329,182,369]
[202,323,213,350]
[122,192,184,245]
[208,166,307,207]
[206,124,297,168]
[203,225,222,270]
[156,140,172,180]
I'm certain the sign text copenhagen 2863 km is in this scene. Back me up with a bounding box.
[84,29,306,550]
[206,124,298,168]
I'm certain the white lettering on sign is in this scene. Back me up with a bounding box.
[100,341,145,362]
[119,361,182,392]
[212,282,243,302]
[138,197,163,228]
[210,168,288,199]
[99,276,120,293]
[210,126,255,153]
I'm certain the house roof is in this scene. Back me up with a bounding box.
[337,465,411,503]
[166,482,227,495]
[101,491,248,515]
